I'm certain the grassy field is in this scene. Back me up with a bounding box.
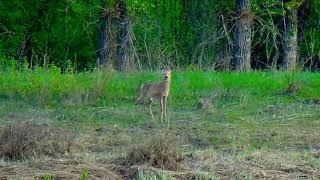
[0,67,320,179]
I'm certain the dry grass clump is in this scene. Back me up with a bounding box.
[127,136,184,171]
[0,121,45,160]
[197,97,214,114]
[283,81,302,95]
[127,144,150,164]
[0,121,75,160]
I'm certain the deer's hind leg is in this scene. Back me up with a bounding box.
[147,98,154,119]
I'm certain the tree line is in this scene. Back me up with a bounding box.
[0,0,319,72]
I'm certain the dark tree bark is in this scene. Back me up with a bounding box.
[96,12,110,68]
[25,35,33,68]
[298,0,312,69]
[116,0,128,71]
[283,9,298,71]
[233,0,252,71]
[161,0,166,44]
[297,0,311,39]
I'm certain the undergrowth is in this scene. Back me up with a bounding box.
[0,61,320,108]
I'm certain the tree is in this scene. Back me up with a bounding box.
[233,0,253,71]
[1,0,320,71]
[96,1,110,68]
[281,0,305,71]
[116,0,128,71]
[282,8,298,70]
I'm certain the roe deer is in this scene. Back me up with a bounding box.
[135,69,171,121]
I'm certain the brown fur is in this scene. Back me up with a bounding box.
[136,69,171,121]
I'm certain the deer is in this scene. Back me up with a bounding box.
[135,68,171,122]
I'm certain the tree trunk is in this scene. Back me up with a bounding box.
[283,9,298,71]
[233,0,252,71]
[116,0,128,71]
[25,34,33,68]
[96,13,109,68]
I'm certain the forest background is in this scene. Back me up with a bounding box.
[1,0,318,72]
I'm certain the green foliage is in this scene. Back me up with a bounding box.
[33,174,54,180]
[285,0,305,10]
[0,0,319,70]
[299,0,320,68]
[0,0,101,70]
[80,168,89,180]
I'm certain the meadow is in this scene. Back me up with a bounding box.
[0,64,319,179]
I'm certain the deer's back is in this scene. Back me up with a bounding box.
[142,81,169,98]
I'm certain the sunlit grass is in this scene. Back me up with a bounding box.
[0,66,320,107]
[0,64,320,148]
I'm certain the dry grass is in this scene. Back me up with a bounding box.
[0,121,319,179]
[197,97,215,114]
[283,81,303,95]
[0,121,46,160]
[127,144,150,164]
[137,166,216,180]
[127,136,184,171]
[0,121,76,160]
[0,158,120,179]
[186,149,320,179]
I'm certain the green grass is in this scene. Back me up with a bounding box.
[0,67,319,126]
[0,65,320,178]
[1,68,320,105]
[0,68,319,150]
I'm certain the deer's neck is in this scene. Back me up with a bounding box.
[162,78,170,85]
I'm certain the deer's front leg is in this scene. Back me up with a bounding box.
[160,96,164,122]
[163,96,168,119]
